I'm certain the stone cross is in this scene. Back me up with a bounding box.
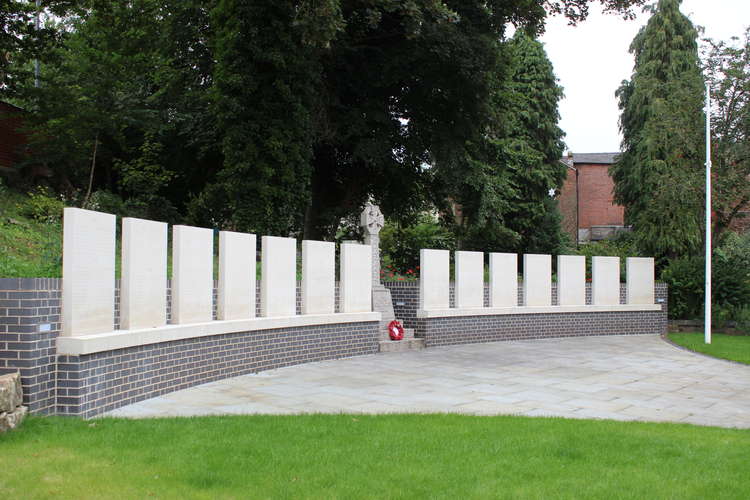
[360,202,384,286]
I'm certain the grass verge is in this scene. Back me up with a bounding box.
[0,189,62,277]
[2,414,749,499]
[668,332,750,365]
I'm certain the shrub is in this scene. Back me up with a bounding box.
[661,232,750,320]
[22,186,66,223]
[380,214,455,273]
[575,231,641,280]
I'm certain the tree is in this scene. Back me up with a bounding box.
[611,0,705,259]
[4,0,647,237]
[703,28,750,242]
[439,31,567,254]
[202,1,645,238]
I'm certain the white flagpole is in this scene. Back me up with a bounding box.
[705,83,712,345]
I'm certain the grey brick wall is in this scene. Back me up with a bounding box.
[0,278,61,415]
[1,278,370,417]
[417,309,667,347]
[57,321,379,418]
[385,281,668,329]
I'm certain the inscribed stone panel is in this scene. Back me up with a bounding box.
[626,257,655,305]
[419,249,450,310]
[218,231,256,320]
[592,256,620,305]
[121,217,167,329]
[489,253,517,308]
[261,236,297,317]
[523,254,552,306]
[302,240,335,314]
[62,208,116,336]
[455,251,484,309]
[172,225,213,324]
[340,243,372,313]
[557,255,585,306]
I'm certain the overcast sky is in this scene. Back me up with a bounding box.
[540,0,750,154]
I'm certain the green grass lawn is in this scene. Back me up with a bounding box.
[0,189,62,277]
[668,332,750,365]
[2,415,749,499]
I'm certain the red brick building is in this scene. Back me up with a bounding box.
[0,101,27,179]
[558,152,627,245]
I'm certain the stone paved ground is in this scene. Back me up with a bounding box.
[107,335,750,428]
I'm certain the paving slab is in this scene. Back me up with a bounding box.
[106,335,750,428]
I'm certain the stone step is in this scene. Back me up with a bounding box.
[379,338,425,353]
[379,325,416,341]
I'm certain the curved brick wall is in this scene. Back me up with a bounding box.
[0,278,379,418]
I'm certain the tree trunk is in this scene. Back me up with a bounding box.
[83,133,99,208]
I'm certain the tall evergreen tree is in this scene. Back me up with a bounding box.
[611,0,705,258]
[443,31,567,253]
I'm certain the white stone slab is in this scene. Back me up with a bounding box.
[627,257,655,305]
[419,249,450,310]
[340,243,372,313]
[557,255,586,306]
[121,217,167,330]
[523,254,552,306]
[489,253,518,308]
[261,236,297,317]
[172,225,214,324]
[455,251,484,309]
[218,231,256,320]
[302,240,335,314]
[592,256,620,305]
[62,208,116,336]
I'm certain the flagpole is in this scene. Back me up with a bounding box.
[705,83,712,345]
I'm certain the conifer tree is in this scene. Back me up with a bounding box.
[445,31,567,253]
[611,0,705,258]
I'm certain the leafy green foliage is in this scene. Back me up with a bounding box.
[380,214,455,273]
[22,186,65,223]
[439,31,567,254]
[3,1,646,241]
[575,231,640,279]
[0,189,61,277]
[662,232,750,319]
[703,28,750,243]
[611,0,705,259]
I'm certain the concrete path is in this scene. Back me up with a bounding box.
[107,335,750,428]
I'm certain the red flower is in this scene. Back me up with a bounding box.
[397,277,404,281]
